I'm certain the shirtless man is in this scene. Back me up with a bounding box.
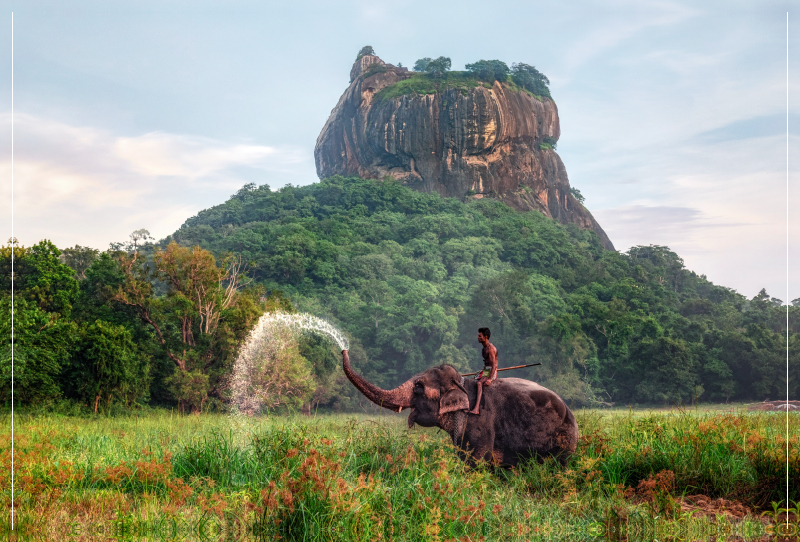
[470,327,497,415]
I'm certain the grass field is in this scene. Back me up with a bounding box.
[1,405,796,541]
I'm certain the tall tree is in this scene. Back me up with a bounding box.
[0,239,79,317]
[0,239,80,405]
[413,57,432,72]
[465,59,510,82]
[0,297,76,406]
[511,63,551,97]
[67,320,150,412]
[111,242,262,409]
[61,245,99,279]
[109,229,154,253]
[425,56,451,78]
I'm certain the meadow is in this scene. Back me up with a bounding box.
[1,405,796,541]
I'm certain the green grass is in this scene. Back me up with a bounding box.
[362,64,390,78]
[373,71,550,104]
[374,72,483,102]
[1,407,793,540]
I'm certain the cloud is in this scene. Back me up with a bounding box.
[0,113,312,250]
[580,135,800,299]
[358,5,392,25]
[695,114,800,144]
[593,199,797,300]
[594,204,748,251]
[598,204,725,227]
[561,0,701,73]
[114,132,300,178]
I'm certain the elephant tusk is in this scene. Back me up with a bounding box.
[397,407,403,413]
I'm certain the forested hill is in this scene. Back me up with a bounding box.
[164,176,797,407]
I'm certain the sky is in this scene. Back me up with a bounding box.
[0,0,798,301]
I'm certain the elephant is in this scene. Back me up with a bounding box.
[342,350,579,467]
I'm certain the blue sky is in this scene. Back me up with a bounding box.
[1,0,798,300]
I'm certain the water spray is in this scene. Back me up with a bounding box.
[259,312,349,351]
[229,312,348,416]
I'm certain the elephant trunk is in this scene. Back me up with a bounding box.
[342,350,413,412]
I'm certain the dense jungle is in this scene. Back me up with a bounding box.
[2,175,797,414]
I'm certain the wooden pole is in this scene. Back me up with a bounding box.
[462,362,541,377]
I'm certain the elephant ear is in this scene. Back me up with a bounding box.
[439,382,469,415]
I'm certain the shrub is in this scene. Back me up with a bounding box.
[229,322,316,415]
[67,320,151,413]
[362,64,389,78]
[570,187,585,205]
[356,46,375,60]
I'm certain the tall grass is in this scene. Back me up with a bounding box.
[0,407,792,540]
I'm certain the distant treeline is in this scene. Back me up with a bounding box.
[2,176,797,412]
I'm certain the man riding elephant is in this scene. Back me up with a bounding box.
[340,323,580,467]
[470,327,497,415]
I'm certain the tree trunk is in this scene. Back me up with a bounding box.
[94,394,101,414]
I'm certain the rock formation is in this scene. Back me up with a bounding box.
[315,55,614,250]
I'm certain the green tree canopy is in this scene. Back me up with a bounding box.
[424,56,451,78]
[0,240,79,317]
[0,297,76,406]
[110,243,265,406]
[511,63,551,98]
[356,45,375,59]
[61,245,99,279]
[66,320,150,412]
[413,57,432,72]
[465,59,510,82]
[6,175,795,410]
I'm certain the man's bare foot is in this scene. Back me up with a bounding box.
[469,408,480,415]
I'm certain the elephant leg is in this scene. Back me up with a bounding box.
[449,412,479,465]
[447,412,501,468]
[462,423,496,466]
[466,445,495,466]
[478,427,498,465]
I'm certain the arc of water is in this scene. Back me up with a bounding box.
[258,312,349,350]
[229,312,349,417]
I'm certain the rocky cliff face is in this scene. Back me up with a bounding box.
[315,55,614,250]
